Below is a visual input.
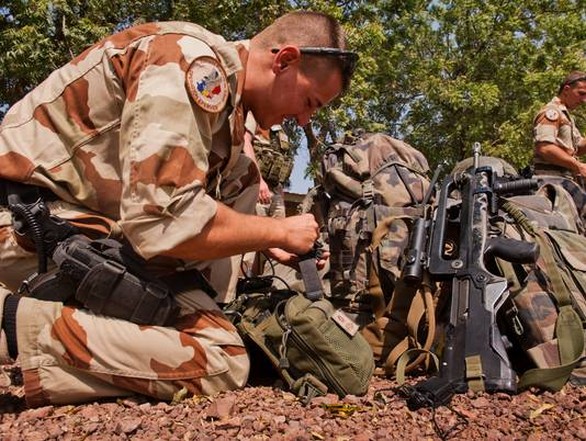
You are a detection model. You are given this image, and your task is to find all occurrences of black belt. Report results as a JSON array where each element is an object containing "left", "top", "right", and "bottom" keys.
[{"left": 532, "top": 163, "right": 574, "bottom": 179}]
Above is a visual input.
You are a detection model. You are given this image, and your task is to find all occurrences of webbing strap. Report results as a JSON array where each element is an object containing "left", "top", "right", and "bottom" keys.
[
  {"left": 495, "top": 258, "right": 523, "bottom": 296},
  {"left": 371, "top": 158, "right": 428, "bottom": 181},
  {"left": 531, "top": 230, "right": 583, "bottom": 377},
  {"left": 369, "top": 214, "right": 438, "bottom": 377},
  {"left": 394, "top": 166, "right": 421, "bottom": 205},
  {"left": 292, "top": 374, "right": 328, "bottom": 405},
  {"left": 534, "top": 231, "right": 572, "bottom": 307},
  {"left": 395, "top": 348, "right": 440, "bottom": 385},
  {"left": 299, "top": 257, "right": 324, "bottom": 301},
  {"left": 383, "top": 277, "right": 438, "bottom": 376},
  {"left": 465, "top": 355, "right": 486, "bottom": 392},
  {"left": 517, "top": 333, "right": 585, "bottom": 391}
]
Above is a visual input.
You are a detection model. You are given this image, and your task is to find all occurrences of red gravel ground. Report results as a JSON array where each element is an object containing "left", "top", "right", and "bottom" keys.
[{"left": 1, "top": 363, "right": 585, "bottom": 441}]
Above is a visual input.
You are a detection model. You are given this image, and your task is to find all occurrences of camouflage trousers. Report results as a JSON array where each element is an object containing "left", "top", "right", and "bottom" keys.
[{"left": 0, "top": 160, "right": 259, "bottom": 407}]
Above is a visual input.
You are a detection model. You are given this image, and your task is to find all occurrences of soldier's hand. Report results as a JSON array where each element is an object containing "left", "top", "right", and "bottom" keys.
[
  {"left": 575, "top": 161, "right": 586, "bottom": 178},
  {"left": 280, "top": 213, "right": 320, "bottom": 255},
  {"left": 265, "top": 246, "right": 330, "bottom": 271},
  {"left": 314, "top": 249, "right": 330, "bottom": 271},
  {"left": 258, "top": 178, "right": 272, "bottom": 204},
  {"left": 265, "top": 247, "right": 297, "bottom": 267}
]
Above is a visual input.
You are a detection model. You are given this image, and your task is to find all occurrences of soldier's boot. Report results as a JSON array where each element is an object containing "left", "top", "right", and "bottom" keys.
[{"left": 0, "top": 286, "right": 19, "bottom": 365}]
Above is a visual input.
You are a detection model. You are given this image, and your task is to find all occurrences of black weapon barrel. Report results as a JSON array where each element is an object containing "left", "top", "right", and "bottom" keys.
[
  {"left": 494, "top": 178, "right": 539, "bottom": 195},
  {"left": 401, "top": 217, "right": 427, "bottom": 284}
]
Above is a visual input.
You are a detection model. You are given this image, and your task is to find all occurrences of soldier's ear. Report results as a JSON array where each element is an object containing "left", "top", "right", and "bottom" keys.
[{"left": 272, "top": 46, "right": 301, "bottom": 74}]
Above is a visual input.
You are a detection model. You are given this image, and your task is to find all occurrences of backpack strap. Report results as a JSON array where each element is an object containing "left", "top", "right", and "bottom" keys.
[
  {"left": 292, "top": 374, "right": 329, "bottom": 405},
  {"left": 384, "top": 276, "right": 438, "bottom": 376},
  {"left": 371, "top": 159, "right": 428, "bottom": 180},
  {"left": 395, "top": 347, "right": 440, "bottom": 386},
  {"left": 298, "top": 247, "right": 325, "bottom": 301},
  {"left": 394, "top": 165, "right": 421, "bottom": 205},
  {"left": 368, "top": 214, "right": 439, "bottom": 377}
]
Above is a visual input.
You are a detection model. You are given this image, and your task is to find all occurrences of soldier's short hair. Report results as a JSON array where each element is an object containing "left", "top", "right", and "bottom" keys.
[
  {"left": 559, "top": 70, "right": 586, "bottom": 94},
  {"left": 253, "top": 11, "right": 356, "bottom": 92}
]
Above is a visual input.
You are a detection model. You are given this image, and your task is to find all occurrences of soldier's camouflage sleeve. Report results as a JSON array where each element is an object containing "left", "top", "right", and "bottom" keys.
[
  {"left": 115, "top": 32, "right": 226, "bottom": 259},
  {"left": 0, "top": 22, "right": 245, "bottom": 259},
  {"left": 533, "top": 112, "right": 558, "bottom": 145},
  {"left": 532, "top": 99, "right": 575, "bottom": 155}
]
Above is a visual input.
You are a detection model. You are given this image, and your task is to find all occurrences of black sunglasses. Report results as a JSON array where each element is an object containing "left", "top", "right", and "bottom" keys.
[
  {"left": 271, "top": 47, "right": 359, "bottom": 77},
  {"left": 565, "top": 76, "right": 586, "bottom": 87}
]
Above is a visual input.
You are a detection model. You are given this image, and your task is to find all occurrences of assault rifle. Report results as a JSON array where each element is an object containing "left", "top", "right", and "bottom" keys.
[{"left": 401, "top": 143, "right": 540, "bottom": 410}]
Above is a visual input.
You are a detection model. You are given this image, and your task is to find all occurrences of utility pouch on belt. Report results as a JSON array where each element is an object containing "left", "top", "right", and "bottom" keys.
[
  {"left": 3, "top": 178, "right": 189, "bottom": 326},
  {"left": 26, "top": 235, "right": 180, "bottom": 326}
]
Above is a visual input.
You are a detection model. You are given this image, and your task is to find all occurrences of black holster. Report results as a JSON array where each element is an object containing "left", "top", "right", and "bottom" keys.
[
  {"left": 2, "top": 179, "right": 214, "bottom": 326},
  {"left": 24, "top": 235, "right": 182, "bottom": 325}
]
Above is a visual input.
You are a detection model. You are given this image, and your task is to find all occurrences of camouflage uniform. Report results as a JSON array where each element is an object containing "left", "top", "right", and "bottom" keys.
[
  {"left": 0, "top": 22, "right": 257, "bottom": 406},
  {"left": 532, "top": 96, "right": 586, "bottom": 225},
  {"left": 533, "top": 96, "right": 584, "bottom": 176}
]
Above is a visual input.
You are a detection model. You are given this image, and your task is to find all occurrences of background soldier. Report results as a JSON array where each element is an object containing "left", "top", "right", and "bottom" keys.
[
  {"left": 532, "top": 70, "right": 586, "bottom": 223},
  {"left": 240, "top": 113, "right": 294, "bottom": 276},
  {"left": 243, "top": 113, "right": 293, "bottom": 217}
]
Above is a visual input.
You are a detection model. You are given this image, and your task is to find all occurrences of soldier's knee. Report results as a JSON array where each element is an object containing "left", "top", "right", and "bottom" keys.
[
  {"left": 196, "top": 344, "right": 250, "bottom": 395},
  {"left": 224, "top": 348, "right": 251, "bottom": 389}
]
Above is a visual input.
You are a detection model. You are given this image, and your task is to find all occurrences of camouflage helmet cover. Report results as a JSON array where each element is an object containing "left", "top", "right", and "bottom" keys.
[{"left": 451, "top": 156, "right": 518, "bottom": 179}]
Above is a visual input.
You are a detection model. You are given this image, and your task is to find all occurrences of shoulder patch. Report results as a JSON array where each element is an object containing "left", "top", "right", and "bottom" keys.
[
  {"left": 545, "top": 109, "right": 559, "bottom": 122},
  {"left": 186, "top": 56, "right": 229, "bottom": 113}
]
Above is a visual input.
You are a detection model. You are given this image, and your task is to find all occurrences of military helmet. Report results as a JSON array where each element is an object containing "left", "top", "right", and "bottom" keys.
[{"left": 451, "top": 156, "right": 518, "bottom": 179}]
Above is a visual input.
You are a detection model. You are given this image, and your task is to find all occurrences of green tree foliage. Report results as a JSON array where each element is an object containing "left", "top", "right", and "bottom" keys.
[
  {"left": 1, "top": 0, "right": 165, "bottom": 112},
  {"left": 1, "top": 1, "right": 585, "bottom": 177},
  {"left": 372, "top": 0, "right": 586, "bottom": 170}
]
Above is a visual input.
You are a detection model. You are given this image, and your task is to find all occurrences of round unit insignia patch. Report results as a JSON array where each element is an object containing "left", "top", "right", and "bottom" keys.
[
  {"left": 186, "top": 56, "right": 228, "bottom": 113},
  {"left": 545, "top": 109, "right": 559, "bottom": 121}
]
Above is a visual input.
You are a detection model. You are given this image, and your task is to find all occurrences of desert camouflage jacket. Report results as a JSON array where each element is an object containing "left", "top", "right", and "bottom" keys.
[
  {"left": 533, "top": 96, "right": 584, "bottom": 163},
  {"left": 0, "top": 22, "right": 250, "bottom": 259}
]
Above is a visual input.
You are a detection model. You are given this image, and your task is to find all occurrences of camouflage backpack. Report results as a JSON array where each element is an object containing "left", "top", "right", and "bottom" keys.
[
  {"left": 320, "top": 133, "right": 431, "bottom": 303},
  {"left": 302, "top": 132, "right": 436, "bottom": 373},
  {"left": 496, "top": 181, "right": 586, "bottom": 390},
  {"left": 425, "top": 157, "right": 586, "bottom": 392}
]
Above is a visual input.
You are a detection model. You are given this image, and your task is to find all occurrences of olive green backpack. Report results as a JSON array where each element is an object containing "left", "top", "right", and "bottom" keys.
[{"left": 224, "top": 288, "right": 375, "bottom": 404}]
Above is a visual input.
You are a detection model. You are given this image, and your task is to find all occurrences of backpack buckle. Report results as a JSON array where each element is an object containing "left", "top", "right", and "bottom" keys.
[
  {"left": 362, "top": 179, "right": 374, "bottom": 200},
  {"left": 293, "top": 374, "right": 328, "bottom": 405}
]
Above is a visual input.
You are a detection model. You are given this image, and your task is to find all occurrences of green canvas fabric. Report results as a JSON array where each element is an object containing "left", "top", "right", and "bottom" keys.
[{"left": 226, "top": 291, "right": 375, "bottom": 403}]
